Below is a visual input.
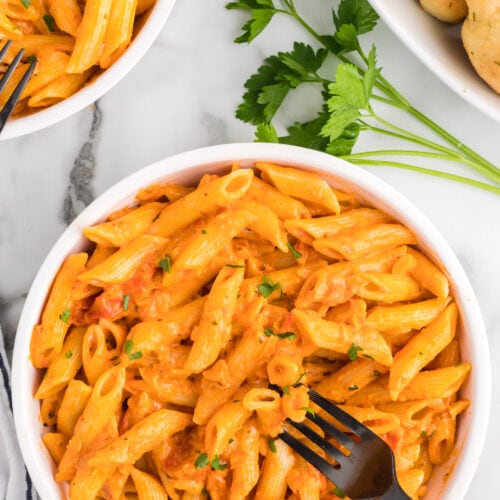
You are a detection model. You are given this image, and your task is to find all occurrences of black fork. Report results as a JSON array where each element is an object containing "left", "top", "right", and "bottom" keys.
[
  {"left": 279, "top": 388, "right": 411, "bottom": 499},
  {"left": 0, "top": 40, "right": 37, "bottom": 134}
]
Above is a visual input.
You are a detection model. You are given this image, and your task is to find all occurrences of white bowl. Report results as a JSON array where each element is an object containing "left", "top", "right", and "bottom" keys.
[
  {"left": 1, "top": 0, "right": 176, "bottom": 141},
  {"left": 370, "top": 0, "right": 500, "bottom": 123},
  {"left": 12, "top": 143, "right": 491, "bottom": 499}
]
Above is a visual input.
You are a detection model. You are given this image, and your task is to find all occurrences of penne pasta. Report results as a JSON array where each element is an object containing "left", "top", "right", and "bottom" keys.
[{"left": 30, "top": 164, "right": 470, "bottom": 500}]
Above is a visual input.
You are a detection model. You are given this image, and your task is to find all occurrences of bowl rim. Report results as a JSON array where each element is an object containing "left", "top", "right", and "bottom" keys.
[
  {"left": 370, "top": 0, "right": 500, "bottom": 124},
  {"left": 0, "top": 0, "right": 177, "bottom": 141},
  {"left": 12, "top": 142, "right": 491, "bottom": 499}
]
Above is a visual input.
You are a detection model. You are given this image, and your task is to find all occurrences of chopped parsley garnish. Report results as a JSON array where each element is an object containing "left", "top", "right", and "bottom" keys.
[
  {"left": 59, "top": 308, "right": 71, "bottom": 323},
  {"left": 65, "top": 350, "right": 72, "bottom": 359},
  {"left": 373, "top": 369, "right": 381, "bottom": 377},
  {"left": 201, "top": 229, "right": 207, "bottom": 234},
  {"left": 201, "top": 488, "right": 208, "bottom": 496},
  {"left": 347, "top": 343, "right": 363, "bottom": 361},
  {"left": 263, "top": 327, "right": 296, "bottom": 341},
  {"left": 195, "top": 452, "right": 209, "bottom": 469},
  {"left": 26, "top": 55, "right": 37, "bottom": 64},
  {"left": 287, "top": 242, "right": 302, "bottom": 259},
  {"left": 20, "top": 0, "right": 31, "bottom": 8},
  {"left": 282, "top": 385, "right": 290, "bottom": 395},
  {"left": 159, "top": 253, "right": 171, "bottom": 272},
  {"left": 301, "top": 406, "right": 315, "bottom": 417},
  {"left": 129, "top": 351, "right": 143, "bottom": 360},
  {"left": 43, "top": 14, "right": 56, "bottom": 31},
  {"left": 210, "top": 455, "right": 228, "bottom": 471},
  {"left": 333, "top": 486, "right": 346, "bottom": 498},
  {"left": 257, "top": 275, "right": 283, "bottom": 298},
  {"left": 362, "top": 353, "right": 375, "bottom": 361},
  {"left": 123, "top": 340, "right": 142, "bottom": 360},
  {"left": 124, "top": 340, "right": 133, "bottom": 355},
  {"left": 348, "top": 385, "right": 358, "bottom": 391},
  {"left": 268, "top": 437, "right": 277, "bottom": 452},
  {"left": 225, "top": 263, "right": 244, "bottom": 268},
  {"left": 276, "top": 331, "right": 297, "bottom": 341},
  {"left": 122, "top": 294, "right": 130, "bottom": 311}
]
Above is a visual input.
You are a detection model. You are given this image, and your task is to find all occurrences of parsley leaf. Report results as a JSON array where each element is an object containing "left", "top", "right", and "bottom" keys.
[
  {"left": 301, "top": 406, "right": 315, "bottom": 417},
  {"left": 333, "top": 485, "right": 346, "bottom": 498},
  {"left": 333, "top": 0, "right": 379, "bottom": 37},
  {"left": 124, "top": 340, "right": 133, "bottom": 355},
  {"left": 347, "top": 343, "right": 363, "bottom": 361},
  {"left": 195, "top": 452, "right": 209, "bottom": 469},
  {"left": 237, "top": 42, "right": 328, "bottom": 124},
  {"left": 210, "top": 455, "right": 228, "bottom": 471},
  {"left": 276, "top": 331, "right": 297, "bottom": 341},
  {"left": 159, "top": 254, "right": 171, "bottom": 272},
  {"left": 287, "top": 242, "right": 302, "bottom": 259},
  {"left": 43, "top": 14, "right": 56, "bottom": 31},
  {"left": 268, "top": 437, "right": 277, "bottom": 452},
  {"left": 257, "top": 275, "right": 283, "bottom": 298},
  {"left": 129, "top": 351, "right": 143, "bottom": 360},
  {"left": 20, "top": 0, "right": 31, "bottom": 8},
  {"left": 348, "top": 384, "right": 358, "bottom": 391},
  {"left": 122, "top": 294, "right": 130, "bottom": 311},
  {"left": 226, "top": 0, "right": 276, "bottom": 43},
  {"left": 282, "top": 385, "right": 290, "bottom": 395},
  {"left": 65, "top": 350, "right": 72, "bottom": 359},
  {"left": 59, "top": 308, "right": 71, "bottom": 323}
]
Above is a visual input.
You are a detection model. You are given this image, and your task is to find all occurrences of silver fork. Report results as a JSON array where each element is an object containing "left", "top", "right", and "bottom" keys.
[
  {"left": 0, "top": 40, "right": 37, "bottom": 134},
  {"left": 279, "top": 388, "right": 411, "bottom": 499}
]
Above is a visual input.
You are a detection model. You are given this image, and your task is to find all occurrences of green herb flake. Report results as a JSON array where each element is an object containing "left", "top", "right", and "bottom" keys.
[
  {"left": 210, "top": 455, "right": 228, "bottom": 471},
  {"left": 362, "top": 353, "right": 375, "bottom": 361},
  {"left": 59, "top": 308, "right": 71, "bottom": 323},
  {"left": 228, "top": 438, "right": 234, "bottom": 444},
  {"left": 347, "top": 343, "right": 363, "bottom": 361},
  {"left": 225, "top": 263, "right": 244, "bottom": 268},
  {"left": 268, "top": 437, "right": 277, "bottom": 453},
  {"left": 333, "top": 486, "right": 346, "bottom": 498},
  {"left": 373, "top": 369, "right": 381, "bottom": 377},
  {"left": 65, "top": 350, "right": 72, "bottom": 359},
  {"left": 276, "top": 331, "right": 297, "bottom": 341},
  {"left": 124, "top": 340, "right": 134, "bottom": 355},
  {"left": 201, "top": 229, "right": 207, "bottom": 234},
  {"left": 129, "top": 351, "right": 143, "bottom": 361},
  {"left": 26, "top": 55, "right": 37, "bottom": 64},
  {"left": 43, "top": 14, "right": 56, "bottom": 31},
  {"left": 159, "top": 253, "right": 171, "bottom": 273},
  {"left": 20, "top": 0, "right": 31, "bottom": 8},
  {"left": 287, "top": 242, "right": 302, "bottom": 259},
  {"left": 201, "top": 488, "right": 208, "bottom": 496},
  {"left": 264, "top": 327, "right": 274, "bottom": 337},
  {"left": 282, "top": 385, "right": 290, "bottom": 395},
  {"left": 257, "top": 275, "right": 283, "bottom": 298},
  {"left": 122, "top": 294, "right": 131, "bottom": 311},
  {"left": 195, "top": 452, "right": 209, "bottom": 469},
  {"left": 301, "top": 406, "right": 315, "bottom": 417},
  {"left": 348, "top": 385, "right": 358, "bottom": 391}
]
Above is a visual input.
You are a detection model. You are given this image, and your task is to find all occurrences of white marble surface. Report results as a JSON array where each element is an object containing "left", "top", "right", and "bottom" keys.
[{"left": 0, "top": 0, "right": 499, "bottom": 498}]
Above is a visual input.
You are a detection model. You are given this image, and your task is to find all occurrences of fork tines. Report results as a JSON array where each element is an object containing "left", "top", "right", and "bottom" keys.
[
  {"left": 0, "top": 40, "right": 37, "bottom": 134},
  {"left": 279, "top": 388, "right": 410, "bottom": 499}
]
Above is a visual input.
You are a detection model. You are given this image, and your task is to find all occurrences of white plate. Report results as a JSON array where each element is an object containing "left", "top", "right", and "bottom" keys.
[
  {"left": 370, "top": 0, "right": 500, "bottom": 123},
  {"left": 1, "top": 0, "right": 176, "bottom": 140},
  {"left": 12, "top": 143, "right": 490, "bottom": 500}
]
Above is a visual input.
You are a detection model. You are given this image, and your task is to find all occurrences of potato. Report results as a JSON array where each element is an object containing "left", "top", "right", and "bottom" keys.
[
  {"left": 461, "top": 0, "right": 500, "bottom": 93},
  {"left": 419, "top": 0, "right": 468, "bottom": 23}
]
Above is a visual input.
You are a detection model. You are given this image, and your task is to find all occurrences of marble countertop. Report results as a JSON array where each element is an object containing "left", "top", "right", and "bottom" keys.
[{"left": 1, "top": 0, "right": 499, "bottom": 498}]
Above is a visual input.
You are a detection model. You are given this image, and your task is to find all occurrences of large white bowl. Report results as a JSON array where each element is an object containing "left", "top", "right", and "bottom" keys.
[
  {"left": 370, "top": 0, "right": 500, "bottom": 123},
  {"left": 1, "top": 0, "right": 176, "bottom": 141},
  {"left": 12, "top": 143, "right": 491, "bottom": 499}
]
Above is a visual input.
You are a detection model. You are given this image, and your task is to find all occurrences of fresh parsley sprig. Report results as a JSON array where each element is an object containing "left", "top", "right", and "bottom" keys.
[{"left": 227, "top": 0, "right": 500, "bottom": 193}]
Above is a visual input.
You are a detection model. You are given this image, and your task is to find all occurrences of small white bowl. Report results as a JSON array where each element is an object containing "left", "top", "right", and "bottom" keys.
[
  {"left": 370, "top": 0, "right": 500, "bottom": 123},
  {"left": 1, "top": 0, "right": 176, "bottom": 141},
  {"left": 12, "top": 143, "right": 491, "bottom": 499}
]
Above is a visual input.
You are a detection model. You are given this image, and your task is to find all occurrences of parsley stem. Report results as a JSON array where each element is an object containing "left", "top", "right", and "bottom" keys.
[{"left": 344, "top": 158, "right": 500, "bottom": 194}]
